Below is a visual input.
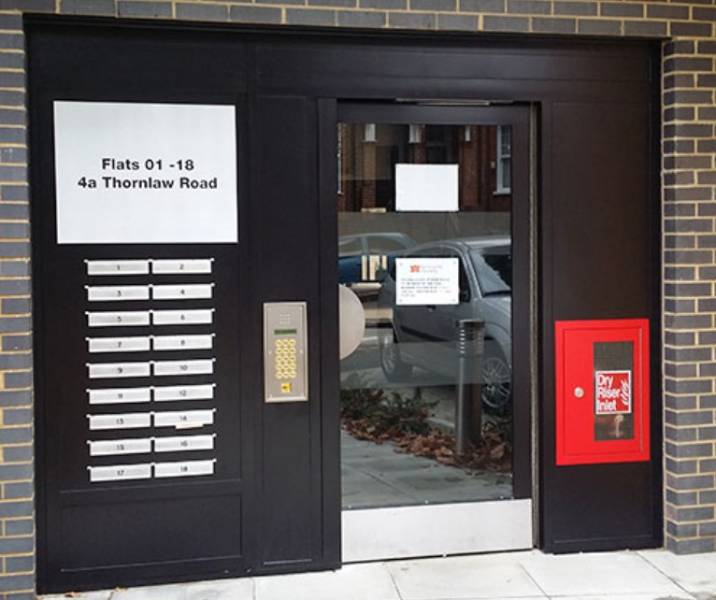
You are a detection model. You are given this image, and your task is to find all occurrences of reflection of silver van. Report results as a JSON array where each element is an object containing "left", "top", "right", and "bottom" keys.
[{"left": 378, "top": 237, "right": 512, "bottom": 412}]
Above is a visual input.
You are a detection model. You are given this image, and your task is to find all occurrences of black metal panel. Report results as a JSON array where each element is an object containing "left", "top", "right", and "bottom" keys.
[
  {"left": 254, "top": 40, "right": 652, "bottom": 102},
  {"left": 539, "top": 100, "right": 662, "bottom": 552},
  {"left": 250, "top": 95, "right": 340, "bottom": 570},
  {"left": 27, "top": 23, "right": 341, "bottom": 594}
]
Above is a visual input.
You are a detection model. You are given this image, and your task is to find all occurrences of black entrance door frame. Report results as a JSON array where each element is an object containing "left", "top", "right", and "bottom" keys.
[{"left": 27, "top": 16, "right": 661, "bottom": 594}]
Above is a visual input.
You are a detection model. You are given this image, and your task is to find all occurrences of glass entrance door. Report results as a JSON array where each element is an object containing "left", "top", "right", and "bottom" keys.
[{"left": 336, "top": 104, "right": 532, "bottom": 560}]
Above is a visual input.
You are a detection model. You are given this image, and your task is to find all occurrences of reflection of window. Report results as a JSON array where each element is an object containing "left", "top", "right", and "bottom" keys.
[
  {"left": 496, "top": 126, "right": 511, "bottom": 194},
  {"left": 470, "top": 246, "right": 511, "bottom": 295}
]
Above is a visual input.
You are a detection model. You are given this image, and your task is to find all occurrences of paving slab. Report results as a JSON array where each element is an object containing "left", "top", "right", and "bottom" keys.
[
  {"left": 255, "top": 563, "right": 399, "bottom": 600},
  {"left": 341, "top": 432, "right": 512, "bottom": 508},
  {"left": 41, "top": 549, "right": 716, "bottom": 600},
  {"left": 550, "top": 596, "right": 696, "bottom": 600},
  {"left": 179, "top": 578, "right": 255, "bottom": 600},
  {"left": 519, "top": 551, "right": 686, "bottom": 598},
  {"left": 386, "top": 552, "right": 545, "bottom": 600},
  {"left": 639, "top": 549, "right": 716, "bottom": 598},
  {"left": 111, "top": 583, "right": 187, "bottom": 600}
]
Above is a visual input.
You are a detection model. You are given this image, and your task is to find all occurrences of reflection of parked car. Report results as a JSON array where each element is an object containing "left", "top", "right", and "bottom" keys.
[
  {"left": 338, "top": 233, "right": 416, "bottom": 291},
  {"left": 378, "top": 236, "right": 512, "bottom": 413}
]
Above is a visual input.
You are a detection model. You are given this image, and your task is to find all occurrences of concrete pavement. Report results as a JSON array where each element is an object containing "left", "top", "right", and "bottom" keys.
[{"left": 42, "top": 548, "right": 716, "bottom": 600}]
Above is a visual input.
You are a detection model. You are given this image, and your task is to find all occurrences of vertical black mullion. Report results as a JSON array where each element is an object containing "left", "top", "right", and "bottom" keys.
[
  {"left": 510, "top": 105, "right": 533, "bottom": 500},
  {"left": 317, "top": 97, "right": 341, "bottom": 566}
]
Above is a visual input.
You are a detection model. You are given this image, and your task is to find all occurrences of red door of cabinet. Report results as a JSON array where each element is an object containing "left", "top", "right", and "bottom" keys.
[{"left": 555, "top": 319, "right": 650, "bottom": 466}]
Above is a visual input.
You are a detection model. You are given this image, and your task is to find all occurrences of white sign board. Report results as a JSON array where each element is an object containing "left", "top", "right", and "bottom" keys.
[
  {"left": 396, "top": 257, "right": 460, "bottom": 305},
  {"left": 53, "top": 101, "right": 238, "bottom": 244},
  {"left": 395, "top": 164, "right": 458, "bottom": 212}
]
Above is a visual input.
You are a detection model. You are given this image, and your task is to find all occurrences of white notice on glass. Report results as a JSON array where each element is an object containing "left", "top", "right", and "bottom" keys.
[
  {"left": 396, "top": 258, "right": 460, "bottom": 306},
  {"left": 53, "top": 102, "right": 238, "bottom": 244},
  {"left": 395, "top": 164, "right": 458, "bottom": 212}
]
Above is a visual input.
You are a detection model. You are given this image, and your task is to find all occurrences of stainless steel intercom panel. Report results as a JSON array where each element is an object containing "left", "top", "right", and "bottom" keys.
[{"left": 263, "top": 302, "right": 308, "bottom": 403}]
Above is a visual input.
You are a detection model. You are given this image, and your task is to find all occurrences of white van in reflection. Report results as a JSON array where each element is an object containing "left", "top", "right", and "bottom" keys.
[{"left": 378, "top": 237, "right": 512, "bottom": 413}]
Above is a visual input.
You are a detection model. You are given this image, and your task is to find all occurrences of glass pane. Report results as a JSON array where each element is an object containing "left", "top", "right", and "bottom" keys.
[
  {"left": 594, "top": 341, "right": 634, "bottom": 441},
  {"left": 501, "top": 158, "right": 511, "bottom": 192},
  {"left": 500, "top": 126, "right": 511, "bottom": 156},
  {"left": 338, "top": 122, "right": 514, "bottom": 510}
]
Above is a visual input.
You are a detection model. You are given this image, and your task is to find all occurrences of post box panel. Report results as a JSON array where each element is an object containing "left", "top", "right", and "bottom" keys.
[
  {"left": 152, "top": 283, "right": 214, "bottom": 300},
  {"left": 154, "top": 459, "right": 216, "bottom": 478},
  {"left": 86, "top": 259, "right": 150, "bottom": 276},
  {"left": 153, "top": 334, "right": 214, "bottom": 352},
  {"left": 555, "top": 319, "right": 650, "bottom": 466},
  {"left": 153, "top": 359, "right": 214, "bottom": 377},
  {"left": 88, "top": 438, "right": 152, "bottom": 456},
  {"left": 88, "top": 463, "right": 152, "bottom": 483},
  {"left": 151, "top": 258, "right": 213, "bottom": 274},
  {"left": 87, "top": 310, "right": 151, "bottom": 327},
  {"left": 86, "top": 285, "right": 151, "bottom": 302},
  {"left": 153, "top": 409, "right": 215, "bottom": 429},
  {"left": 88, "top": 387, "right": 152, "bottom": 405},
  {"left": 152, "top": 309, "right": 214, "bottom": 326},
  {"left": 87, "top": 336, "right": 152, "bottom": 353},
  {"left": 87, "top": 413, "right": 152, "bottom": 431},
  {"left": 153, "top": 384, "right": 215, "bottom": 402},
  {"left": 154, "top": 434, "right": 215, "bottom": 453},
  {"left": 87, "top": 362, "right": 151, "bottom": 379}
]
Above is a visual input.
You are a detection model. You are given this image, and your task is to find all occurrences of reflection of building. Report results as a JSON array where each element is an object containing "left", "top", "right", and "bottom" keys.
[{"left": 338, "top": 124, "right": 512, "bottom": 214}]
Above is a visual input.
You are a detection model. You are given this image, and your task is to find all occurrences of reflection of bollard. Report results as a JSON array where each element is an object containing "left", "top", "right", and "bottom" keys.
[{"left": 456, "top": 319, "right": 484, "bottom": 455}]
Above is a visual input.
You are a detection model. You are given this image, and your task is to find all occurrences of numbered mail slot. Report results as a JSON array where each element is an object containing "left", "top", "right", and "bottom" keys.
[
  {"left": 87, "top": 311, "right": 151, "bottom": 328},
  {"left": 154, "top": 434, "right": 215, "bottom": 453},
  {"left": 88, "top": 412, "right": 152, "bottom": 430},
  {"left": 152, "top": 309, "right": 214, "bottom": 326},
  {"left": 86, "top": 285, "right": 150, "bottom": 302},
  {"left": 154, "top": 459, "right": 215, "bottom": 478},
  {"left": 89, "top": 463, "right": 152, "bottom": 482},
  {"left": 153, "top": 359, "right": 214, "bottom": 377},
  {"left": 86, "top": 259, "right": 150, "bottom": 276},
  {"left": 87, "top": 336, "right": 151, "bottom": 353},
  {"left": 152, "top": 284, "right": 214, "bottom": 300},
  {"left": 88, "top": 437, "right": 152, "bottom": 456},
  {"left": 152, "top": 258, "right": 213, "bottom": 275},
  {"left": 153, "top": 409, "right": 215, "bottom": 429},
  {"left": 153, "top": 334, "right": 214, "bottom": 352},
  {"left": 87, "top": 362, "right": 151, "bottom": 379},
  {"left": 153, "top": 384, "right": 215, "bottom": 402},
  {"left": 88, "top": 386, "right": 151, "bottom": 405}
]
